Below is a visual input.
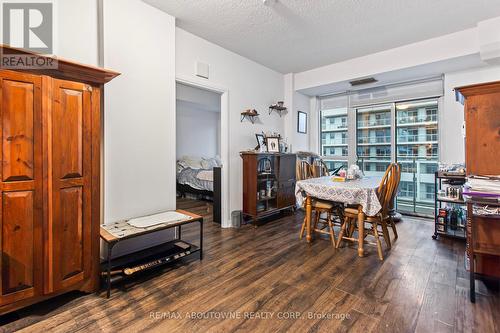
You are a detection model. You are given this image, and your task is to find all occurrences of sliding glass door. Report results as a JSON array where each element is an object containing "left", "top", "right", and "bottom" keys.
[
  {"left": 356, "top": 105, "right": 392, "bottom": 177},
  {"left": 395, "top": 99, "right": 439, "bottom": 215},
  {"left": 353, "top": 100, "right": 438, "bottom": 216},
  {"left": 319, "top": 79, "right": 442, "bottom": 217}
]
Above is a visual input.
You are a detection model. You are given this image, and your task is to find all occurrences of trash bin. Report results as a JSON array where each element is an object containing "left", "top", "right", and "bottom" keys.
[{"left": 231, "top": 210, "right": 242, "bottom": 228}]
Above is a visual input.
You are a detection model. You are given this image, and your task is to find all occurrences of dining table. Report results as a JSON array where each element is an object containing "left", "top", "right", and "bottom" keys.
[{"left": 295, "top": 176, "right": 382, "bottom": 257}]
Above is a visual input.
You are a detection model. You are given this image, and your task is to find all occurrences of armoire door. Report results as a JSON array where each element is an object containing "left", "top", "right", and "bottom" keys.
[
  {"left": 46, "top": 78, "right": 92, "bottom": 293},
  {"left": 0, "top": 71, "right": 43, "bottom": 306}
]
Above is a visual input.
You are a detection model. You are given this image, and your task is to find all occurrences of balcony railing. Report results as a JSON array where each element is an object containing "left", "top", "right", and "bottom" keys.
[
  {"left": 322, "top": 138, "right": 348, "bottom": 145},
  {"left": 355, "top": 157, "right": 437, "bottom": 216},
  {"left": 397, "top": 114, "right": 437, "bottom": 124},
  {"left": 398, "top": 153, "right": 438, "bottom": 159},
  {"left": 357, "top": 135, "right": 391, "bottom": 144},
  {"left": 397, "top": 133, "right": 438, "bottom": 143},
  {"left": 357, "top": 119, "right": 391, "bottom": 127},
  {"left": 357, "top": 153, "right": 391, "bottom": 159},
  {"left": 396, "top": 158, "right": 438, "bottom": 216},
  {"left": 322, "top": 123, "right": 348, "bottom": 131}
]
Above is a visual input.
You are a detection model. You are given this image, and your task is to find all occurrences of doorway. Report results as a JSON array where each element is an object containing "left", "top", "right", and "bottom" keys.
[{"left": 175, "top": 78, "right": 229, "bottom": 227}]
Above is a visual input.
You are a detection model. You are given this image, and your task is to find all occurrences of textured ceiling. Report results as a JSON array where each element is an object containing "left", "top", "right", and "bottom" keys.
[{"left": 144, "top": 0, "right": 500, "bottom": 73}]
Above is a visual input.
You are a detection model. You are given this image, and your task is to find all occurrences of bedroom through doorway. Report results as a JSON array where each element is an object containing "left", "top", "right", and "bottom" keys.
[{"left": 176, "top": 82, "right": 222, "bottom": 224}]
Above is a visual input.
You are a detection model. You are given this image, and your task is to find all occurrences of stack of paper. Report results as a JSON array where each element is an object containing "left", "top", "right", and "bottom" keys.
[{"left": 465, "top": 175, "right": 500, "bottom": 197}]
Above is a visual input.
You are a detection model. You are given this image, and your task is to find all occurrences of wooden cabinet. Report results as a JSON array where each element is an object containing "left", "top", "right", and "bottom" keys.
[
  {"left": 0, "top": 45, "right": 119, "bottom": 314},
  {"left": 241, "top": 152, "right": 296, "bottom": 225},
  {"left": 0, "top": 71, "right": 43, "bottom": 306},
  {"left": 456, "top": 81, "right": 500, "bottom": 279},
  {"left": 47, "top": 79, "right": 94, "bottom": 293}
]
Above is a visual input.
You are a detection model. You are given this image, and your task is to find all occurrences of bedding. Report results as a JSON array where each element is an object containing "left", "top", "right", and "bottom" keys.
[
  {"left": 177, "top": 167, "right": 214, "bottom": 191},
  {"left": 196, "top": 170, "right": 214, "bottom": 182},
  {"left": 176, "top": 156, "right": 221, "bottom": 192},
  {"left": 177, "top": 156, "right": 204, "bottom": 170}
]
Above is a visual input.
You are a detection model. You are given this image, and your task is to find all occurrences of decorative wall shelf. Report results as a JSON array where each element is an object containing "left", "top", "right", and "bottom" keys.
[
  {"left": 241, "top": 110, "right": 259, "bottom": 124},
  {"left": 269, "top": 104, "right": 287, "bottom": 117}
]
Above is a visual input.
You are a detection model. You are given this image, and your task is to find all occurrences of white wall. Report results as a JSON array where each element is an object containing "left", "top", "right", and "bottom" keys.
[
  {"left": 104, "top": 0, "right": 176, "bottom": 221},
  {"left": 103, "top": 0, "right": 176, "bottom": 256},
  {"left": 176, "top": 28, "right": 284, "bottom": 220},
  {"left": 283, "top": 74, "right": 311, "bottom": 153},
  {"left": 293, "top": 91, "right": 311, "bottom": 152},
  {"left": 176, "top": 101, "right": 220, "bottom": 159},
  {"left": 57, "top": 0, "right": 99, "bottom": 65},
  {"left": 441, "top": 65, "right": 500, "bottom": 164}
]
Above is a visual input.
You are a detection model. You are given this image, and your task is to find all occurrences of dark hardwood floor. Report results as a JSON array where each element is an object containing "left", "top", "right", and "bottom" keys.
[{"left": 1, "top": 198, "right": 499, "bottom": 333}]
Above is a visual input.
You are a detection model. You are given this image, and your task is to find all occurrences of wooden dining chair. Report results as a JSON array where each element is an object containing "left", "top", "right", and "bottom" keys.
[
  {"left": 296, "top": 159, "right": 313, "bottom": 181},
  {"left": 387, "top": 163, "right": 401, "bottom": 240},
  {"left": 298, "top": 161, "right": 337, "bottom": 247},
  {"left": 336, "top": 163, "right": 400, "bottom": 260},
  {"left": 311, "top": 159, "right": 331, "bottom": 178}
]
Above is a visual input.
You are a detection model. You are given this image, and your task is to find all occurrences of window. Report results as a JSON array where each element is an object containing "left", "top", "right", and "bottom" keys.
[
  {"left": 356, "top": 105, "right": 392, "bottom": 177},
  {"left": 319, "top": 79, "right": 442, "bottom": 217},
  {"left": 396, "top": 99, "right": 439, "bottom": 215},
  {"left": 320, "top": 106, "right": 348, "bottom": 168}
]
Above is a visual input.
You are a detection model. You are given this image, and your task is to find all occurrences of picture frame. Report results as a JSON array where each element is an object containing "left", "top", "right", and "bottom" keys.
[
  {"left": 297, "top": 111, "right": 307, "bottom": 134},
  {"left": 266, "top": 136, "right": 280, "bottom": 153},
  {"left": 255, "top": 133, "right": 266, "bottom": 151}
]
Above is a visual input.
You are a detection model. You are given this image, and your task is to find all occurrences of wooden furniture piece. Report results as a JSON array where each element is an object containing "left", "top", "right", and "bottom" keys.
[
  {"left": 311, "top": 160, "right": 330, "bottom": 178},
  {"left": 100, "top": 210, "right": 203, "bottom": 298},
  {"left": 297, "top": 176, "right": 382, "bottom": 258},
  {"left": 465, "top": 198, "right": 500, "bottom": 302},
  {"left": 241, "top": 152, "right": 296, "bottom": 225},
  {"left": 296, "top": 159, "right": 313, "bottom": 181},
  {"left": 337, "top": 164, "right": 401, "bottom": 260},
  {"left": 297, "top": 161, "right": 337, "bottom": 248},
  {"left": 240, "top": 110, "right": 259, "bottom": 123},
  {"left": 0, "top": 45, "right": 119, "bottom": 314},
  {"left": 456, "top": 82, "right": 500, "bottom": 280}
]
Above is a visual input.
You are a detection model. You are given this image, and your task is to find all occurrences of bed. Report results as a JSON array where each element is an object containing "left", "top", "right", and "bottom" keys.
[{"left": 176, "top": 156, "right": 221, "bottom": 200}]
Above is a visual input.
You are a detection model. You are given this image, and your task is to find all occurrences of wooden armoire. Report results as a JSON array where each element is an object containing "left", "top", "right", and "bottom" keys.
[
  {"left": 0, "top": 45, "right": 119, "bottom": 314},
  {"left": 455, "top": 81, "right": 500, "bottom": 279}
]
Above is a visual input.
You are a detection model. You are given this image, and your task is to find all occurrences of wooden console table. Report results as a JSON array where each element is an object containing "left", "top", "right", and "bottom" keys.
[{"left": 100, "top": 210, "right": 203, "bottom": 298}]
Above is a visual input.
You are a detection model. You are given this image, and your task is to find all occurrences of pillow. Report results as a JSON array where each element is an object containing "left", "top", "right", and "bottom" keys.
[
  {"left": 201, "top": 157, "right": 220, "bottom": 170},
  {"left": 178, "top": 156, "right": 203, "bottom": 169}
]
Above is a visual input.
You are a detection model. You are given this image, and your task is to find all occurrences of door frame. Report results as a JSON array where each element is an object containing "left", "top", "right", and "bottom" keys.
[{"left": 175, "top": 75, "right": 231, "bottom": 228}]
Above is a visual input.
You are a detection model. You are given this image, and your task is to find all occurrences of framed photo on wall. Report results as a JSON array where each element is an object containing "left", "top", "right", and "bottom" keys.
[{"left": 297, "top": 111, "right": 307, "bottom": 134}]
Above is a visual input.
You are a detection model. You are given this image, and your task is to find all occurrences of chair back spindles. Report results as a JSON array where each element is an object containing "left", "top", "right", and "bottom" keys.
[
  {"left": 297, "top": 160, "right": 313, "bottom": 181},
  {"left": 320, "top": 160, "right": 330, "bottom": 177},
  {"left": 389, "top": 163, "right": 401, "bottom": 206},
  {"left": 377, "top": 163, "right": 400, "bottom": 217}
]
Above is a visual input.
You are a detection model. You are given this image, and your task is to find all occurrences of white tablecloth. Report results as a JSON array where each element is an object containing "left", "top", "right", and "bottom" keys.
[{"left": 295, "top": 176, "right": 382, "bottom": 216}]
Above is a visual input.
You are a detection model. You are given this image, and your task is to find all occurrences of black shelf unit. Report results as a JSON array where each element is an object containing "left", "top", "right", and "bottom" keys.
[
  {"left": 100, "top": 212, "right": 203, "bottom": 298},
  {"left": 433, "top": 172, "right": 467, "bottom": 240},
  {"left": 101, "top": 241, "right": 200, "bottom": 285}
]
